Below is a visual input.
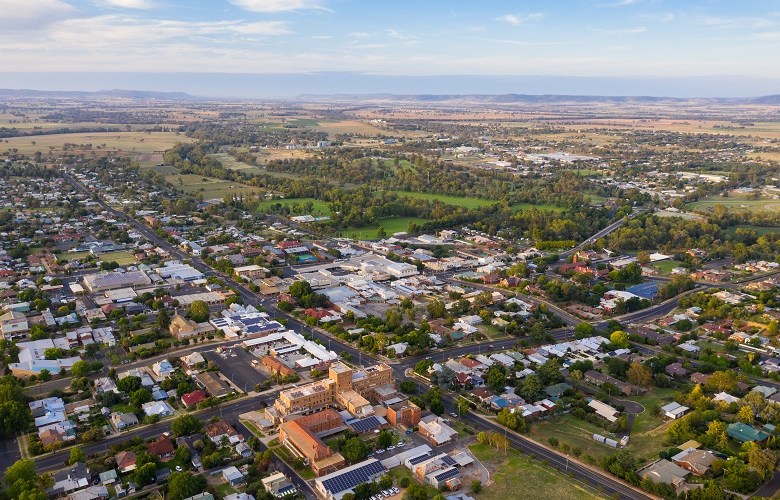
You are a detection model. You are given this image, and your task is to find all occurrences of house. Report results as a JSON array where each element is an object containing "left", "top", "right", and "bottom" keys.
[
  {"left": 205, "top": 419, "right": 243, "bottom": 445},
  {"left": 98, "top": 469, "right": 118, "bottom": 485},
  {"left": 235, "top": 442, "right": 252, "bottom": 458},
  {"left": 588, "top": 399, "right": 619, "bottom": 423},
  {"left": 151, "top": 360, "right": 175, "bottom": 379},
  {"left": 661, "top": 402, "right": 690, "bottom": 420},
  {"left": 141, "top": 401, "right": 175, "bottom": 417},
  {"left": 637, "top": 459, "right": 689, "bottom": 493},
  {"left": 181, "top": 389, "right": 208, "bottom": 408},
  {"left": 194, "top": 371, "right": 233, "bottom": 398},
  {"left": 665, "top": 363, "right": 689, "bottom": 378},
  {"left": 727, "top": 422, "right": 770, "bottom": 443},
  {"left": 262, "top": 472, "right": 295, "bottom": 497},
  {"left": 49, "top": 463, "right": 91, "bottom": 496},
  {"left": 418, "top": 415, "right": 458, "bottom": 446},
  {"left": 222, "top": 466, "right": 245, "bottom": 486},
  {"left": 671, "top": 448, "right": 718, "bottom": 476},
  {"left": 146, "top": 435, "right": 175, "bottom": 460},
  {"left": 111, "top": 412, "right": 139, "bottom": 430},
  {"left": 181, "top": 352, "right": 206, "bottom": 370},
  {"left": 115, "top": 451, "right": 137, "bottom": 473}
]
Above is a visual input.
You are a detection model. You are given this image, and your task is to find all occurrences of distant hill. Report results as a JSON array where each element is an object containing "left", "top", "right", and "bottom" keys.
[
  {"left": 0, "top": 88, "right": 197, "bottom": 100},
  {"left": 297, "top": 93, "right": 780, "bottom": 105}
]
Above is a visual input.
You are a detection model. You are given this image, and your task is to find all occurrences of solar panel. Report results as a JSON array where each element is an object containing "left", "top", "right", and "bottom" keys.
[
  {"left": 441, "top": 455, "right": 457, "bottom": 467},
  {"left": 408, "top": 452, "right": 435, "bottom": 465},
  {"left": 348, "top": 416, "right": 382, "bottom": 433},
  {"left": 321, "top": 461, "right": 385, "bottom": 494},
  {"left": 433, "top": 467, "right": 460, "bottom": 482}
]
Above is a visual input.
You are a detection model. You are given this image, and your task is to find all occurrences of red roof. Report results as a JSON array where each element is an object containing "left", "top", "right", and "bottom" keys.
[
  {"left": 277, "top": 240, "right": 302, "bottom": 249},
  {"left": 181, "top": 390, "right": 207, "bottom": 407},
  {"left": 146, "top": 435, "right": 175, "bottom": 457}
]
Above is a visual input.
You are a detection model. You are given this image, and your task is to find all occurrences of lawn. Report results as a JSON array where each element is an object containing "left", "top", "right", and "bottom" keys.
[
  {"left": 207, "top": 153, "right": 263, "bottom": 174},
  {"left": 341, "top": 217, "right": 430, "bottom": 240},
  {"left": 510, "top": 202, "right": 565, "bottom": 212},
  {"left": 58, "top": 251, "right": 90, "bottom": 262},
  {"left": 623, "top": 388, "right": 680, "bottom": 462},
  {"left": 165, "top": 174, "right": 263, "bottom": 200},
  {"left": 688, "top": 195, "right": 780, "bottom": 213},
  {"left": 256, "top": 197, "right": 332, "bottom": 216},
  {"left": 469, "top": 443, "right": 607, "bottom": 500},
  {"left": 380, "top": 190, "right": 498, "bottom": 209}
]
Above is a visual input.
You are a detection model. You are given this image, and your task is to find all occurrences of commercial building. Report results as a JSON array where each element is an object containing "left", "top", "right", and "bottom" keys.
[
  {"left": 314, "top": 459, "right": 386, "bottom": 500},
  {"left": 273, "top": 361, "right": 393, "bottom": 420},
  {"left": 278, "top": 409, "right": 346, "bottom": 476},
  {"left": 386, "top": 400, "right": 422, "bottom": 429},
  {"left": 83, "top": 270, "right": 152, "bottom": 292},
  {"left": 417, "top": 415, "right": 458, "bottom": 446}
]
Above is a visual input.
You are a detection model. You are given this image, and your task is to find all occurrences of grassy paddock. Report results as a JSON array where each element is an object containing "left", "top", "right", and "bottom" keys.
[
  {"left": 469, "top": 443, "right": 607, "bottom": 500},
  {"left": 165, "top": 174, "right": 263, "bottom": 199},
  {"left": 256, "top": 198, "right": 332, "bottom": 215}
]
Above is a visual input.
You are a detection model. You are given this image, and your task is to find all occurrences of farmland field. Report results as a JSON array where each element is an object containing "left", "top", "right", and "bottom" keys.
[
  {"left": 469, "top": 443, "right": 607, "bottom": 500},
  {"left": 0, "top": 131, "right": 189, "bottom": 155},
  {"left": 688, "top": 194, "right": 780, "bottom": 213},
  {"left": 341, "top": 217, "right": 430, "bottom": 239},
  {"left": 165, "top": 174, "right": 263, "bottom": 199},
  {"left": 256, "top": 198, "right": 332, "bottom": 215}
]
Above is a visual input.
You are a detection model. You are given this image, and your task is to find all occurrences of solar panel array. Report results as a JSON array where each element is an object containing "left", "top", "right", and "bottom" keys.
[
  {"left": 432, "top": 467, "right": 460, "bottom": 483},
  {"left": 408, "top": 452, "right": 436, "bottom": 466},
  {"left": 440, "top": 455, "right": 457, "bottom": 467},
  {"left": 348, "top": 416, "right": 384, "bottom": 433},
  {"left": 321, "top": 460, "right": 385, "bottom": 494}
]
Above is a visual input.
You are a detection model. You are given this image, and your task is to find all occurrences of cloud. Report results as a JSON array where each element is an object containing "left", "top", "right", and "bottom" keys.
[
  {"left": 385, "top": 29, "right": 418, "bottom": 41},
  {"left": 496, "top": 13, "right": 544, "bottom": 26},
  {"left": 0, "top": 0, "right": 75, "bottom": 29},
  {"left": 599, "top": 0, "right": 640, "bottom": 7},
  {"left": 592, "top": 26, "right": 647, "bottom": 35},
  {"left": 639, "top": 12, "right": 674, "bottom": 23},
  {"left": 697, "top": 16, "right": 776, "bottom": 29},
  {"left": 96, "top": 0, "right": 153, "bottom": 8},
  {"left": 229, "top": 0, "right": 325, "bottom": 13}
]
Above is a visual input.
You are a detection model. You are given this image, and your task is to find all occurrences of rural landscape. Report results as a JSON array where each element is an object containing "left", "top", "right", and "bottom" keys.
[{"left": 3, "top": 1, "right": 780, "bottom": 500}]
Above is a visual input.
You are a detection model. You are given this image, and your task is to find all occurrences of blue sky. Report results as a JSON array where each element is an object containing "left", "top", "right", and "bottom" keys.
[{"left": 1, "top": 0, "right": 780, "bottom": 96}]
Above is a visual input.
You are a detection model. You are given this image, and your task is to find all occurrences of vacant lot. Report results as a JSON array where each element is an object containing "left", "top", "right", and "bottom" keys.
[
  {"left": 528, "top": 414, "right": 616, "bottom": 461},
  {"left": 469, "top": 443, "right": 607, "bottom": 500},
  {"left": 96, "top": 251, "right": 137, "bottom": 266},
  {"left": 688, "top": 194, "right": 780, "bottom": 213},
  {"left": 256, "top": 198, "right": 332, "bottom": 215},
  {"left": 1, "top": 131, "right": 189, "bottom": 155},
  {"left": 342, "top": 217, "right": 430, "bottom": 240},
  {"left": 166, "top": 174, "right": 263, "bottom": 199}
]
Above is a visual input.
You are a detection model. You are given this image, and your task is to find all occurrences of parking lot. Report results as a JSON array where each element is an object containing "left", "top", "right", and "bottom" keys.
[{"left": 203, "top": 347, "right": 268, "bottom": 393}]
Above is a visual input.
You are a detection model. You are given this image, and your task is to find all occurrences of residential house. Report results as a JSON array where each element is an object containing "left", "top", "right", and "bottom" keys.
[
  {"left": 145, "top": 435, "right": 175, "bottom": 461},
  {"left": 115, "top": 451, "right": 137, "bottom": 473}
]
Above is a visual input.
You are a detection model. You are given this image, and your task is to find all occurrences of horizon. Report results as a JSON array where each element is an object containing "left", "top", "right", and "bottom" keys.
[{"left": 2, "top": 0, "right": 780, "bottom": 98}]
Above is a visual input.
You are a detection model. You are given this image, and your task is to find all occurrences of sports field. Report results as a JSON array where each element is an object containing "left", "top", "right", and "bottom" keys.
[
  {"left": 688, "top": 194, "right": 780, "bottom": 213},
  {"left": 341, "top": 217, "right": 430, "bottom": 240},
  {"left": 256, "top": 198, "right": 332, "bottom": 215}
]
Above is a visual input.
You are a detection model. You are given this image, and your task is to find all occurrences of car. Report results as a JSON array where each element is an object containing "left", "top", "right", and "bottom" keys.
[
  {"left": 387, "top": 445, "right": 395, "bottom": 450},
  {"left": 392, "top": 487, "right": 399, "bottom": 494},
  {"left": 175, "top": 466, "right": 183, "bottom": 472},
  {"left": 376, "top": 448, "right": 385, "bottom": 454},
  {"left": 397, "top": 441, "right": 405, "bottom": 447},
  {"left": 405, "top": 429, "right": 412, "bottom": 434}
]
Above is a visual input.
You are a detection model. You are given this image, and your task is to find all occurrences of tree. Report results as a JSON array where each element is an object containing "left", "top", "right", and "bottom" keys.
[
  {"left": 69, "top": 360, "right": 91, "bottom": 378},
  {"left": 497, "top": 408, "right": 526, "bottom": 432},
  {"left": 610, "top": 330, "right": 629, "bottom": 348},
  {"left": 167, "top": 472, "right": 208, "bottom": 500},
  {"left": 626, "top": 362, "right": 653, "bottom": 388},
  {"left": 68, "top": 446, "right": 85, "bottom": 465},
  {"left": 289, "top": 280, "right": 314, "bottom": 299},
  {"left": 342, "top": 437, "right": 368, "bottom": 462},
  {"left": 4, "top": 459, "right": 46, "bottom": 500},
  {"left": 574, "top": 322, "right": 595, "bottom": 339},
  {"left": 188, "top": 300, "right": 210, "bottom": 322},
  {"left": 704, "top": 370, "right": 737, "bottom": 393},
  {"left": 426, "top": 299, "right": 446, "bottom": 319},
  {"left": 157, "top": 308, "right": 171, "bottom": 330},
  {"left": 38, "top": 369, "right": 51, "bottom": 382},
  {"left": 486, "top": 365, "right": 507, "bottom": 394},
  {"left": 0, "top": 400, "right": 33, "bottom": 437},
  {"left": 399, "top": 380, "right": 416, "bottom": 394},
  {"left": 377, "top": 430, "right": 393, "bottom": 449},
  {"left": 747, "top": 444, "right": 777, "bottom": 480},
  {"left": 171, "top": 414, "right": 203, "bottom": 437},
  {"left": 737, "top": 405, "right": 755, "bottom": 424},
  {"left": 129, "top": 388, "right": 152, "bottom": 408},
  {"left": 536, "top": 359, "right": 563, "bottom": 385},
  {"left": 133, "top": 462, "right": 157, "bottom": 487},
  {"left": 471, "top": 480, "right": 483, "bottom": 494},
  {"left": 117, "top": 375, "right": 142, "bottom": 393},
  {"left": 519, "top": 374, "right": 543, "bottom": 402}
]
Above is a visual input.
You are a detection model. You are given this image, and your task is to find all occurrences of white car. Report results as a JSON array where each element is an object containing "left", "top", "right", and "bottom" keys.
[
  {"left": 175, "top": 465, "right": 182, "bottom": 472},
  {"left": 387, "top": 445, "right": 395, "bottom": 450}
]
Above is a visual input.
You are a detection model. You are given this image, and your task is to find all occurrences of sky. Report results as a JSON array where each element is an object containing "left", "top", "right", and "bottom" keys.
[{"left": 1, "top": 0, "right": 779, "bottom": 97}]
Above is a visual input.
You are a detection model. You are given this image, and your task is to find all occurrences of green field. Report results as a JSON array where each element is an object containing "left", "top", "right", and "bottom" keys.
[
  {"left": 528, "top": 413, "right": 617, "bottom": 461},
  {"left": 207, "top": 153, "right": 263, "bottom": 174},
  {"left": 165, "top": 174, "right": 263, "bottom": 199},
  {"left": 688, "top": 194, "right": 780, "bottom": 213},
  {"left": 469, "top": 443, "right": 607, "bottom": 500},
  {"left": 256, "top": 198, "right": 332, "bottom": 216},
  {"left": 96, "top": 251, "right": 137, "bottom": 266},
  {"left": 381, "top": 190, "right": 498, "bottom": 209},
  {"left": 511, "top": 202, "right": 565, "bottom": 212},
  {"left": 652, "top": 260, "right": 682, "bottom": 274},
  {"left": 726, "top": 225, "right": 780, "bottom": 237},
  {"left": 341, "top": 217, "right": 430, "bottom": 239}
]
